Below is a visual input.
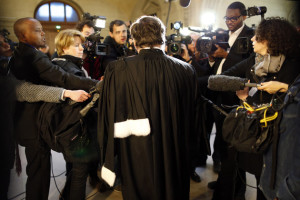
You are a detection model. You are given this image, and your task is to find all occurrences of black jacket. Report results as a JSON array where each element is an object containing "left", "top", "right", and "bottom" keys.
[
  {"left": 210, "top": 25, "right": 254, "bottom": 106},
  {"left": 9, "top": 42, "right": 97, "bottom": 143},
  {"left": 102, "top": 36, "right": 135, "bottom": 72},
  {"left": 223, "top": 52, "right": 300, "bottom": 105},
  {"left": 52, "top": 55, "right": 86, "bottom": 78}
]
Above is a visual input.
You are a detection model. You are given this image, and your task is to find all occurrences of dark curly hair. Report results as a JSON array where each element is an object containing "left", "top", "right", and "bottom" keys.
[
  {"left": 130, "top": 16, "right": 165, "bottom": 48},
  {"left": 76, "top": 20, "right": 95, "bottom": 32},
  {"left": 255, "top": 17, "right": 300, "bottom": 56}
]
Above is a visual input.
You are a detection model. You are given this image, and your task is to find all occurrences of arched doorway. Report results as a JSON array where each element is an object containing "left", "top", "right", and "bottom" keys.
[{"left": 34, "top": 0, "right": 83, "bottom": 56}]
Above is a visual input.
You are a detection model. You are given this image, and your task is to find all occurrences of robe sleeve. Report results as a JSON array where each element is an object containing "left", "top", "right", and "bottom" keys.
[{"left": 98, "top": 64, "right": 117, "bottom": 187}]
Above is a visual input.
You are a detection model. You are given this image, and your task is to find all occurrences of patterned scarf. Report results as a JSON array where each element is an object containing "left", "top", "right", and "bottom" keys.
[{"left": 254, "top": 53, "right": 285, "bottom": 77}]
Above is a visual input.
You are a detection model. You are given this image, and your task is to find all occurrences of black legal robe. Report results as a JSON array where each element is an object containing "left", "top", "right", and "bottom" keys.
[{"left": 98, "top": 49, "right": 199, "bottom": 200}]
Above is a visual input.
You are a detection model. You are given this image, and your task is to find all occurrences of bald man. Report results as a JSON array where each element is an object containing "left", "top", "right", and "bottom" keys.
[{"left": 9, "top": 17, "right": 98, "bottom": 200}]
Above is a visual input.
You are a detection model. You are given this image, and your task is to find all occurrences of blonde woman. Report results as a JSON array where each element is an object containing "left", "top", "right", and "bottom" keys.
[{"left": 53, "top": 29, "right": 103, "bottom": 200}]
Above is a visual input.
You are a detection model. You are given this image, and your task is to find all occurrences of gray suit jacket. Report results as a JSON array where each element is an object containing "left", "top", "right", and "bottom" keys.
[{"left": 14, "top": 79, "right": 63, "bottom": 103}]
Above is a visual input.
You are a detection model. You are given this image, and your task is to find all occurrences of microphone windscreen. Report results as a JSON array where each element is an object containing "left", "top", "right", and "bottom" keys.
[
  {"left": 208, "top": 75, "right": 247, "bottom": 92},
  {"left": 180, "top": 0, "right": 191, "bottom": 7}
]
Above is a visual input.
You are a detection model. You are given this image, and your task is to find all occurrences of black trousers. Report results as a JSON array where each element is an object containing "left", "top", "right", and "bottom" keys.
[
  {"left": 24, "top": 139, "right": 51, "bottom": 200},
  {"left": 62, "top": 162, "right": 89, "bottom": 200},
  {"left": 212, "top": 110, "right": 247, "bottom": 200},
  {"left": 212, "top": 108, "right": 227, "bottom": 163},
  {"left": 0, "top": 168, "right": 11, "bottom": 200},
  {"left": 212, "top": 147, "right": 246, "bottom": 200}
]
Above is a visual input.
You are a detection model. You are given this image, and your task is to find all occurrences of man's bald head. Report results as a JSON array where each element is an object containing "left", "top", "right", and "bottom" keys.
[
  {"left": 14, "top": 17, "right": 34, "bottom": 39},
  {"left": 13, "top": 17, "right": 46, "bottom": 48}
]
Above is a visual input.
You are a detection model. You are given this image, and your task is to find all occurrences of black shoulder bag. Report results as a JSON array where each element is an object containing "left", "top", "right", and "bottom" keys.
[{"left": 222, "top": 100, "right": 281, "bottom": 154}]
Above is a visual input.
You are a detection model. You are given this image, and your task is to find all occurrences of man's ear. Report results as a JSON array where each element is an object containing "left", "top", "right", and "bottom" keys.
[
  {"left": 109, "top": 32, "right": 113, "bottom": 38},
  {"left": 18, "top": 32, "right": 27, "bottom": 43},
  {"left": 242, "top": 15, "right": 247, "bottom": 21}
]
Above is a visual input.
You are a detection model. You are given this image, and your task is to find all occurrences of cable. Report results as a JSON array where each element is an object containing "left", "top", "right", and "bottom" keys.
[
  {"left": 8, "top": 191, "right": 25, "bottom": 200},
  {"left": 85, "top": 191, "right": 98, "bottom": 199},
  {"left": 236, "top": 163, "right": 258, "bottom": 189},
  {"left": 8, "top": 163, "right": 65, "bottom": 200},
  {"left": 9, "top": 156, "right": 98, "bottom": 199},
  {"left": 51, "top": 170, "right": 66, "bottom": 178}
]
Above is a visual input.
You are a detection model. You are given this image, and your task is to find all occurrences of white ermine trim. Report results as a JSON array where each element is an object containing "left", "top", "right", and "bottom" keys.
[
  {"left": 101, "top": 165, "right": 116, "bottom": 187},
  {"left": 114, "top": 118, "right": 151, "bottom": 138}
]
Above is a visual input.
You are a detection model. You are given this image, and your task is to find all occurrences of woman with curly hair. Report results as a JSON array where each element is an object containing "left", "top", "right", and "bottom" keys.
[
  {"left": 232, "top": 17, "right": 300, "bottom": 101},
  {"left": 217, "top": 17, "right": 300, "bottom": 200}
]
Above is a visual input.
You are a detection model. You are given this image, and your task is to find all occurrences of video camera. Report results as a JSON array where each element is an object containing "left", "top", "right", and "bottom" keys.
[
  {"left": 166, "top": 21, "right": 192, "bottom": 55},
  {"left": 192, "top": 5, "right": 267, "bottom": 54},
  {"left": 85, "top": 34, "right": 110, "bottom": 56},
  {"left": 82, "top": 13, "right": 110, "bottom": 56},
  {"left": 194, "top": 28, "right": 229, "bottom": 54},
  {"left": 0, "top": 29, "right": 10, "bottom": 40},
  {"left": 0, "top": 28, "right": 17, "bottom": 51},
  {"left": 243, "top": 6, "right": 267, "bottom": 19},
  {"left": 235, "top": 6, "right": 267, "bottom": 54}
]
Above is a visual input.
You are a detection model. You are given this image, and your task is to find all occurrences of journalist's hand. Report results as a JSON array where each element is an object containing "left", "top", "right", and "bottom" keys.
[
  {"left": 64, "top": 90, "right": 91, "bottom": 102},
  {"left": 236, "top": 86, "right": 249, "bottom": 101},
  {"left": 257, "top": 81, "right": 288, "bottom": 94},
  {"left": 180, "top": 44, "right": 191, "bottom": 62},
  {"left": 212, "top": 44, "right": 228, "bottom": 58}
]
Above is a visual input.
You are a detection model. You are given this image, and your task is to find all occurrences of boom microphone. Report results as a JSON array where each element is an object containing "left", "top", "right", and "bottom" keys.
[
  {"left": 180, "top": 0, "right": 191, "bottom": 7},
  {"left": 208, "top": 75, "right": 261, "bottom": 92}
]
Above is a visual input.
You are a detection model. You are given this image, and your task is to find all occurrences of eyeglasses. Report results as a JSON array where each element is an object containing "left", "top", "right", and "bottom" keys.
[{"left": 223, "top": 15, "right": 242, "bottom": 22}]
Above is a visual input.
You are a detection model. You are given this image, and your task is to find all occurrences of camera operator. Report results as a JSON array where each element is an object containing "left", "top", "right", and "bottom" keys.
[
  {"left": 102, "top": 20, "right": 136, "bottom": 71},
  {"left": 170, "top": 37, "right": 212, "bottom": 184},
  {"left": 204, "top": 2, "right": 255, "bottom": 200},
  {"left": 76, "top": 20, "right": 95, "bottom": 38},
  {"left": 189, "top": 37, "right": 215, "bottom": 174},
  {"left": 75, "top": 20, "right": 106, "bottom": 81}
]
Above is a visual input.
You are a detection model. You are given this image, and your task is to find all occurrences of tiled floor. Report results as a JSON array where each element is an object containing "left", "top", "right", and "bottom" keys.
[{"left": 8, "top": 132, "right": 257, "bottom": 200}]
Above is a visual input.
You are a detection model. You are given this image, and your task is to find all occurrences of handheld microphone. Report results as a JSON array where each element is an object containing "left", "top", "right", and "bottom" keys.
[{"left": 208, "top": 75, "right": 261, "bottom": 92}]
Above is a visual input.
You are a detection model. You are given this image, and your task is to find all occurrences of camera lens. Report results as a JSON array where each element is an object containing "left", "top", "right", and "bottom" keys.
[{"left": 170, "top": 43, "right": 180, "bottom": 53}]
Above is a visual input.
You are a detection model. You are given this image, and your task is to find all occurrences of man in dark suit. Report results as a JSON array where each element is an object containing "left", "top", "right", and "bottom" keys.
[
  {"left": 206, "top": 2, "right": 254, "bottom": 199},
  {"left": 9, "top": 17, "right": 97, "bottom": 200}
]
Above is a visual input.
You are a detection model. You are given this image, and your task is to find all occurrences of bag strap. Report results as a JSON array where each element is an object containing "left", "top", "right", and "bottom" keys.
[
  {"left": 240, "top": 102, "right": 278, "bottom": 127},
  {"left": 201, "top": 95, "right": 228, "bottom": 116},
  {"left": 270, "top": 111, "right": 282, "bottom": 189},
  {"left": 260, "top": 108, "right": 278, "bottom": 127}
]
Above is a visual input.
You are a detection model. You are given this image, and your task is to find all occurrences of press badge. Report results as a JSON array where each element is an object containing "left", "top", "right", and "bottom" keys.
[{"left": 248, "top": 87, "right": 258, "bottom": 97}]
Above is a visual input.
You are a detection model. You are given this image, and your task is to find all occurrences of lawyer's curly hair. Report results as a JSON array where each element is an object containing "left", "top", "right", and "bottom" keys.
[
  {"left": 255, "top": 17, "right": 300, "bottom": 56},
  {"left": 130, "top": 16, "right": 165, "bottom": 48}
]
